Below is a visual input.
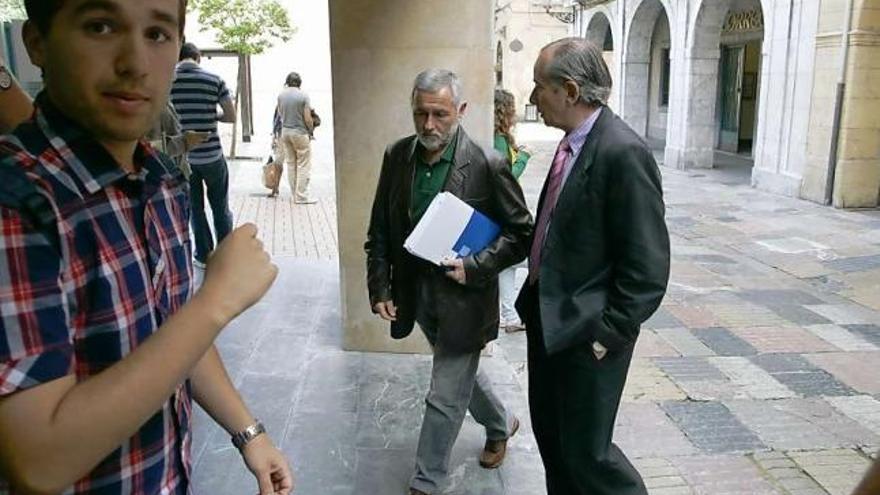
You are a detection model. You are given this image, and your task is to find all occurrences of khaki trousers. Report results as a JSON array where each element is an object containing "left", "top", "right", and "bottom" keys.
[{"left": 278, "top": 129, "right": 312, "bottom": 201}]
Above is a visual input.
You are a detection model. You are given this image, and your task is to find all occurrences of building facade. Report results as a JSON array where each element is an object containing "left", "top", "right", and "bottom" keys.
[
  {"left": 573, "top": 0, "right": 879, "bottom": 208},
  {"left": 495, "top": 0, "right": 573, "bottom": 120}
]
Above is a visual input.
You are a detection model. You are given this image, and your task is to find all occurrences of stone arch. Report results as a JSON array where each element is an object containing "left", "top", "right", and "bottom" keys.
[
  {"left": 585, "top": 11, "right": 613, "bottom": 50},
  {"left": 583, "top": 7, "right": 620, "bottom": 110},
  {"left": 622, "top": 0, "right": 673, "bottom": 139},
  {"left": 677, "top": 0, "right": 767, "bottom": 167}
]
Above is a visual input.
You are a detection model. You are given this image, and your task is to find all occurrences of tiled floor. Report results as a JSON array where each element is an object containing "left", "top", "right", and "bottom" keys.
[{"left": 191, "top": 128, "right": 880, "bottom": 494}]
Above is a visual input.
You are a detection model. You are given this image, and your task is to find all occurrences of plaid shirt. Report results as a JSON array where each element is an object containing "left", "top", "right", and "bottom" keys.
[{"left": 0, "top": 93, "right": 194, "bottom": 494}]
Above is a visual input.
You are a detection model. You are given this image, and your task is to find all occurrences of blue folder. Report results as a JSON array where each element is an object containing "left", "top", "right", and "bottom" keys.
[{"left": 451, "top": 208, "right": 501, "bottom": 257}]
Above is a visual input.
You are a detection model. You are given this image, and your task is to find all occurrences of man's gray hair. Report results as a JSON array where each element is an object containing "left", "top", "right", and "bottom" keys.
[
  {"left": 411, "top": 69, "right": 463, "bottom": 106},
  {"left": 543, "top": 37, "right": 612, "bottom": 106}
]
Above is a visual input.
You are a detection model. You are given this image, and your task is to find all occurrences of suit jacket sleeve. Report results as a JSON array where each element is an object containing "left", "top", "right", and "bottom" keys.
[
  {"left": 593, "top": 143, "right": 670, "bottom": 350},
  {"left": 365, "top": 144, "right": 395, "bottom": 308},
  {"left": 462, "top": 151, "right": 533, "bottom": 286}
]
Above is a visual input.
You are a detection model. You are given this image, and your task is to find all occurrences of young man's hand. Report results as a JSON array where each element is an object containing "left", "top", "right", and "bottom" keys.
[
  {"left": 197, "top": 223, "right": 278, "bottom": 325},
  {"left": 242, "top": 435, "right": 294, "bottom": 495}
]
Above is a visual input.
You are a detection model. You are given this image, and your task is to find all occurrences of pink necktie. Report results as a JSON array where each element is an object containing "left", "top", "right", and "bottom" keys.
[{"left": 528, "top": 138, "right": 571, "bottom": 284}]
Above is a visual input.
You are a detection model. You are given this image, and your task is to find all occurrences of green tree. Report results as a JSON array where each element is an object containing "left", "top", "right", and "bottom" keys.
[
  {"left": 0, "top": 0, "right": 25, "bottom": 23},
  {"left": 189, "top": 0, "right": 295, "bottom": 156},
  {"left": 189, "top": 0, "right": 295, "bottom": 55}
]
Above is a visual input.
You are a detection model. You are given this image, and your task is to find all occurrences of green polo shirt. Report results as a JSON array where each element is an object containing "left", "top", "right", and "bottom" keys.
[{"left": 411, "top": 134, "right": 456, "bottom": 223}]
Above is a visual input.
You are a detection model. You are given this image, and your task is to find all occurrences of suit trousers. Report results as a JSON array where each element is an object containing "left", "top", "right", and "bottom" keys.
[
  {"left": 279, "top": 128, "right": 312, "bottom": 201},
  {"left": 525, "top": 307, "right": 647, "bottom": 495},
  {"left": 410, "top": 277, "right": 512, "bottom": 494}
]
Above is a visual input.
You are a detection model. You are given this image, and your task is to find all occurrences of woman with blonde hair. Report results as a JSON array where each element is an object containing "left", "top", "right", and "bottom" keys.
[{"left": 494, "top": 88, "right": 531, "bottom": 332}]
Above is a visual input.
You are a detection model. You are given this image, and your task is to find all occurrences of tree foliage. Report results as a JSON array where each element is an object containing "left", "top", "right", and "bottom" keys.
[
  {"left": 0, "top": 0, "right": 25, "bottom": 23},
  {"left": 189, "top": 0, "right": 295, "bottom": 55}
]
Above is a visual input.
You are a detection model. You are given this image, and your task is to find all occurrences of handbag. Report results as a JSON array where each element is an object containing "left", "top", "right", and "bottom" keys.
[
  {"left": 262, "top": 153, "right": 283, "bottom": 196},
  {"left": 310, "top": 108, "right": 321, "bottom": 128}
]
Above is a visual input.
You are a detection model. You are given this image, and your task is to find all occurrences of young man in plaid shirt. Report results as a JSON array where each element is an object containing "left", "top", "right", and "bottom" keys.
[{"left": 0, "top": 1, "right": 293, "bottom": 494}]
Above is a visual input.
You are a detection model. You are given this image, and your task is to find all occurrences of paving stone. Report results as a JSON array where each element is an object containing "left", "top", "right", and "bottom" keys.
[
  {"left": 645, "top": 307, "right": 687, "bottom": 329},
  {"left": 356, "top": 354, "right": 431, "bottom": 449},
  {"left": 803, "top": 325, "right": 878, "bottom": 352},
  {"left": 671, "top": 455, "right": 779, "bottom": 494},
  {"left": 775, "top": 398, "right": 880, "bottom": 448},
  {"left": 353, "top": 447, "right": 416, "bottom": 494},
  {"left": 844, "top": 324, "right": 880, "bottom": 347},
  {"left": 635, "top": 329, "right": 682, "bottom": 358},
  {"left": 807, "top": 304, "right": 880, "bottom": 325},
  {"left": 245, "top": 331, "right": 311, "bottom": 378},
  {"left": 805, "top": 352, "right": 880, "bottom": 394},
  {"left": 805, "top": 275, "right": 852, "bottom": 294},
  {"left": 750, "top": 354, "right": 858, "bottom": 397},
  {"left": 825, "top": 395, "right": 880, "bottom": 436},
  {"left": 615, "top": 403, "right": 697, "bottom": 457},
  {"left": 725, "top": 399, "right": 847, "bottom": 450},
  {"left": 499, "top": 451, "right": 546, "bottom": 495},
  {"left": 691, "top": 327, "right": 759, "bottom": 356},
  {"left": 623, "top": 358, "right": 688, "bottom": 403},
  {"left": 703, "top": 303, "right": 789, "bottom": 328},
  {"left": 654, "top": 357, "right": 727, "bottom": 382},
  {"left": 755, "top": 237, "right": 829, "bottom": 254},
  {"left": 284, "top": 411, "right": 357, "bottom": 495},
  {"left": 655, "top": 328, "right": 717, "bottom": 357},
  {"left": 751, "top": 450, "right": 826, "bottom": 495},
  {"left": 766, "top": 304, "right": 833, "bottom": 325},
  {"left": 789, "top": 449, "right": 872, "bottom": 495},
  {"left": 298, "top": 350, "right": 363, "bottom": 414},
  {"left": 682, "top": 254, "right": 739, "bottom": 264},
  {"left": 738, "top": 289, "right": 826, "bottom": 306},
  {"left": 661, "top": 401, "right": 766, "bottom": 454},
  {"left": 665, "top": 303, "right": 721, "bottom": 328},
  {"left": 727, "top": 326, "right": 838, "bottom": 354},
  {"left": 631, "top": 457, "right": 691, "bottom": 493},
  {"left": 709, "top": 357, "right": 796, "bottom": 399},
  {"left": 822, "top": 254, "right": 880, "bottom": 273}
]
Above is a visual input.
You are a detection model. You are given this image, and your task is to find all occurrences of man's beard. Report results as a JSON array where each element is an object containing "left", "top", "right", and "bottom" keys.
[{"left": 417, "top": 123, "right": 458, "bottom": 151}]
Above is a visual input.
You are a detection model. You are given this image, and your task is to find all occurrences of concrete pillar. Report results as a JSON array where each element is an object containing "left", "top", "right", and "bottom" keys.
[
  {"left": 802, "top": 0, "right": 880, "bottom": 208},
  {"left": 833, "top": 0, "right": 880, "bottom": 207},
  {"left": 330, "top": 0, "right": 494, "bottom": 352},
  {"left": 667, "top": 0, "right": 727, "bottom": 169}
]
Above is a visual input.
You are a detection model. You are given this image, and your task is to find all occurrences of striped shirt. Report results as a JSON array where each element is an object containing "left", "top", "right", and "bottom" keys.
[
  {"left": 0, "top": 93, "right": 194, "bottom": 494},
  {"left": 170, "top": 61, "right": 230, "bottom": 166}
]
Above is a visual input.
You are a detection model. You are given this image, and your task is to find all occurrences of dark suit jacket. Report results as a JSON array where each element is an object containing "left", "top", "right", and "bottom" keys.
[
  {"left": 365, "top": 129, "right": 533, "bottom": 353},
  {"left": 516, "top": 108, "right": 670, "bottom": 355}
]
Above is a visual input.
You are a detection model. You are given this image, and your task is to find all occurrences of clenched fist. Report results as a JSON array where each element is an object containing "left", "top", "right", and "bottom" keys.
[{"left": 197, "top": 223, "right": 278, "bottom": 325}]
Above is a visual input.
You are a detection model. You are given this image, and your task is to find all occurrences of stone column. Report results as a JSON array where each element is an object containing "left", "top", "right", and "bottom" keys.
[
  {"left": 330, "top": 0, "right": 494, "bottom": 352},
  {"left": 802, "top": 0, "right": 880, "bottom": 208}
]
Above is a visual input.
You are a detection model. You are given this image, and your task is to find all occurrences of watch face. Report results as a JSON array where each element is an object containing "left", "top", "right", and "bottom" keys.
[{"left": 0, "top": 67, "right": 12, "bottom": 91}]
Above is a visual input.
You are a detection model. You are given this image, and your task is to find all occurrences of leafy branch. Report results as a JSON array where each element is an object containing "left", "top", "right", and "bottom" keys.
[
  {"left": 188, "top": 0, "right": 295, "bottom": 55},
  {"left": 0, "top": 0, "right": 25, "bottom": 23}
]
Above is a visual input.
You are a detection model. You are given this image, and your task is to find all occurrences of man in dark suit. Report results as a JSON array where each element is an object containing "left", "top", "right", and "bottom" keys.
[
  {"left": 516, "top": 38, "right": 671, "bottom": 495},
  {"left": 365, "top": 69, "right": 533, "bottom": 495}
]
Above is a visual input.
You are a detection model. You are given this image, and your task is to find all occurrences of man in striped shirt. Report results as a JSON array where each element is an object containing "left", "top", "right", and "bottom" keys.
[{"left": 171, "top": 42, "right": 236, "bottom": 267}]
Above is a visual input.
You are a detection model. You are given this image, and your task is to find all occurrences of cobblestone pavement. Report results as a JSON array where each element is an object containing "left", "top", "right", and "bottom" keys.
[{"left": 193, "top": 126, "right": 880, "bottom": 494}]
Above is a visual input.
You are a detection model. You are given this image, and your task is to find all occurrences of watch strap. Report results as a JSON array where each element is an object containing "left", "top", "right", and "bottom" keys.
[{"left": 231, "top": 420, "right": 266, "bottom": 450}]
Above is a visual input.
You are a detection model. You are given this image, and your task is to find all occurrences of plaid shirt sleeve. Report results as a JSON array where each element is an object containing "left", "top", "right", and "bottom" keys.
[{"left": 0, "top": 203, "right": 73, "bottom": 396}]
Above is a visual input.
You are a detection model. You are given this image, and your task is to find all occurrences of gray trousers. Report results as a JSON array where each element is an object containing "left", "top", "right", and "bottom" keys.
[{"left": 411, "top": 279, "right": 512, "bottom": 494}]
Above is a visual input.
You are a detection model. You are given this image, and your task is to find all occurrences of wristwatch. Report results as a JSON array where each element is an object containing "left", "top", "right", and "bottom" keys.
[
  {"left": 0, "top": 66, "right": 12, "bottom": 91},
  {"left": 231, "top": 420, "right": 266, "bottom": 450}
]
